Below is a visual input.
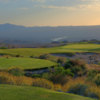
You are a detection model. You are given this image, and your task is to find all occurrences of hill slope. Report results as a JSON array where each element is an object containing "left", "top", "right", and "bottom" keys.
[{"left": 0, "top": 85, "right": 94, "bottom": 100}]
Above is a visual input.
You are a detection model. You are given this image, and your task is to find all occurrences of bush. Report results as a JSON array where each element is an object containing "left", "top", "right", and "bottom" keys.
[
  {"left": 54, "top": 66, "right": 66, "bottom": 75},
  {"left": 87, "top": 86, "right": 100, "bottom": 99},
  {"left": 64, "top": 59, "right": 85, "bottom": 68},
  {"left": 32, "top": 78, "right": 54, "bottom": 89},
  {"left": 86, "top": 92, "right": 99, "bottom": 99},
  {"left": 0, "top": 75, "right": 13, "bottom": 84},
  {"left": 8, "top": 68, "right": 24, "bottom": 76},
  {"left": 64, "top": 59, "right": 86, "bottom": 76},
  {"left": 94, "top": 74, "right": 100, "bottom": 86},
  {"left": 62, "top": 78, "right": 86, "bottom": 92},
  {"left": 62, "top": 78, "right": 100, "bottom": 99},
  {"left": 65, "top": 69, "right": 74, "bottom": 77},
  {"left": 15, "top": 76, "right": 33, "bottom": 86},
  {"left": 48, "top": 66, "right": 73, "bottom": 85},
  {"left": 0, "top": 72, "right": 33, "bottom": 85},
  {"left": 0, "top": 72, "right": 56, "bottom": 90},
  {"left": 0, "top": 72, "right": 15, "bottom": 84},
  {"left": 57, "top": 58, "right": 66, "bottom": 65},
  {"left": 32, "top": 74, "right": 41, "bottom": 78},
  {"left": 54, "top": 84, "right": 62, "bottom": 91},
  {"left": 87, "top": 70, "right": 98, "bottom": 81},
  {"left": 39, "top": 54, "right": 50, "bottom": 59},
  {"left": 42, "top": 73, "right": 50, "bottom": 80},
  {"left": 68, "top": 84, "right": 88, "bottom": 96},
  {"left": 16, "top": 55, "right": 20, "bottom": 57},
  {"left": 50, "top": 74, "right": 69, "bottom": 85}
]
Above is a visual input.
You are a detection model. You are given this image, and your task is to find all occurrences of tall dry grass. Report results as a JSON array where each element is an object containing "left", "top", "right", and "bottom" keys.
[{"left": 0, "top": 72, "right": 54, "bottom": 89}]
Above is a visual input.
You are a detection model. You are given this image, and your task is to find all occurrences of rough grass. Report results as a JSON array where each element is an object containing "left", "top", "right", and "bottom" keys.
[
  {"left": 0, "top": 85, "right": 95, "bottom": 100},
  {"left": 0, "top": 43, "right": 100, "bottom": 57},
  {"left": 0, "top": 57, "right": 57, "bottom": 70}
]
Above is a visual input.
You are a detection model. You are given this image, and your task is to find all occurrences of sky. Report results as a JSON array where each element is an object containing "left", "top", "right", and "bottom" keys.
[{"left": 0, "top": 0, "right": 100, "bottom": 26}]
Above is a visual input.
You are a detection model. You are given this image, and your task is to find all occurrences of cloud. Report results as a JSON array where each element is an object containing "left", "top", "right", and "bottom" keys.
[
  {"left": 34, "top": 0, "right": 100, "bottom": 11},
  {"left": 36, "top": 4, "right": 100, "bottom": 11},
  {"left": 1, "top": 0, "right": 100, "bottom": 11},
  {"left": 36, "top": 5, "right": 77, "bottom": 10}
]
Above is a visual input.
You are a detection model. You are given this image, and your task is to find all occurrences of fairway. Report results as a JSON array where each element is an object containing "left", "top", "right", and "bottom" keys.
[
  {"left": 0, "top": 85, "right": 94, "bottom": 100},
  {"left": 0, "top": 43, "right": 100, "bottom": 57},
  {"left": 61, "top": 43, "right": 100, "bottom": 52},
  {"left": 0, "top": 57, "right": 56, "bottom": 70}
]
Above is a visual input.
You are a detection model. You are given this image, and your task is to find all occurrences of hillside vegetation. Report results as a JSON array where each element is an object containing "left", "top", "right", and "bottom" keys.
[{"left": 0, "top": 43, "right": 100, "bottom": 100}]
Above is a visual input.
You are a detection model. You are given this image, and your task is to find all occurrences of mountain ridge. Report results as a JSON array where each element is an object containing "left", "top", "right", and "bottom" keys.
[{"left": 0, "top": 23, "right": 100, "bottom": 44}]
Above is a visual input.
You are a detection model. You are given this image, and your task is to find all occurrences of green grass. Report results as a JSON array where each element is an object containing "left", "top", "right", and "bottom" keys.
[
  {"left": 0, "top": 85, "right": 95, "bottom": 100},
  {"left": 0, "top": 43, "right": 100, "bottom": 57},
  {"left": 0, "top": 43, "right": 99, "bottom": 70},
  {"left": 0, "top": 57, "right": 56, "bottom": 70},
  {"left": 61, "top": 43, "right": 100, "bottom": 52}
]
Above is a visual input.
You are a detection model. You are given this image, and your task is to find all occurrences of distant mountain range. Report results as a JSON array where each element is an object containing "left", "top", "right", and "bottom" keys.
[{"left": 0, "top": 23, "right": 100, "bottom": 44}]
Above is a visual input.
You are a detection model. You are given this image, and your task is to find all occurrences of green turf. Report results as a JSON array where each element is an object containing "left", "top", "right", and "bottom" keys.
[
  {"left": 0, "top": 43, "right": 100, "bottom": 57},
  {"left": 0, "top": 85, "right": 95, "bottom": 100},
  {"left": 0, "top": 57, "right": 56, "bottom": 70}
]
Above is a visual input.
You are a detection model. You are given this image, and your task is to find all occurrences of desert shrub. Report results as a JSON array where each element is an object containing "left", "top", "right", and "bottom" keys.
[
  {"left": 62, "top": 77, "right": 100, "bottom": 99},
  {"left": 57, "top": 57, "right": 66, "bottom": 65},
  {"left": 86, "top": 92, "right": 99, "bottom": 99},
  {"left": 87, "top": 86, "right": 100, "bottom": 99},
  {"left": 50, "top": 74, "right": 69, "bottom": 85},
  {"left": 72, "top": 66, "right": 86, "bottom": 76},
  {"left": 32, "top": 74, "right": 42, "bottom": 78},
  {"left": 0, "top": 72, "right": 15, "bottom": 84},
  {"left": 8, "top": 68, "right": 24, "bottom": 76},
  {"left": 68, "top": 83, "right": 99, "bottom": 99},
  {"left": 87, "top": 70, "right": 98, "bottom": 81},
  {"left": 54, "top": 67, "right": 66, "bottom": 75},
  {"left": 32, "top": 78, "right": 54, "bottom": 89},
  {"left": 15, "top": 76, "right": 33, "bottom": 86},
  {"left": 54, "top": 84, "right": 62, "bottom": 91},
  {"left": 62, "top": 78, "right": 86, "bottom": 92},
  {"left": 64, "top": 69, "right": 74, "bottom": 77},
  {"left": 0, "top": 72, "right": 55, "bottom": 90},
  {"left": 94, "top": 74, "right": 100, "bottom": 86},
  {"left": 16, "top": 55, "right": 20, "bottom": 57},
  {"left": 0, "top": 75, "right": 14, "bottom": 84},
  {"left": 68, "top": 84, "right": 88, "bottom": 96},
  {"left": 39, "top": 54, "right": 50, "bottom": 59},
  {"left": 42, "top": 73, "right": 50, "bottom": 80},
  {"left": 48, "top": 66, "right": 73, "bottom": 85},
  {"left": 53, "top": 66, "right": 73, "bottom": 76},
  {"left": 0, "top": 72, "right": 33, "bottom": 86},
  {"left": 64, "top": 59, "right": 86, "bottom": 76},
  {"left": 30, "top": 56, "right": 35, "bottom": 58},
  {"left": 64, "top": 59, "right": 85, "bottom": 68}
]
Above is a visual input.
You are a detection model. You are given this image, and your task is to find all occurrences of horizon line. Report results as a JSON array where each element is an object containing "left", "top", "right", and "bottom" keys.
[{"left": 1, "top": 23, "right": 100, "bottom": 27}]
